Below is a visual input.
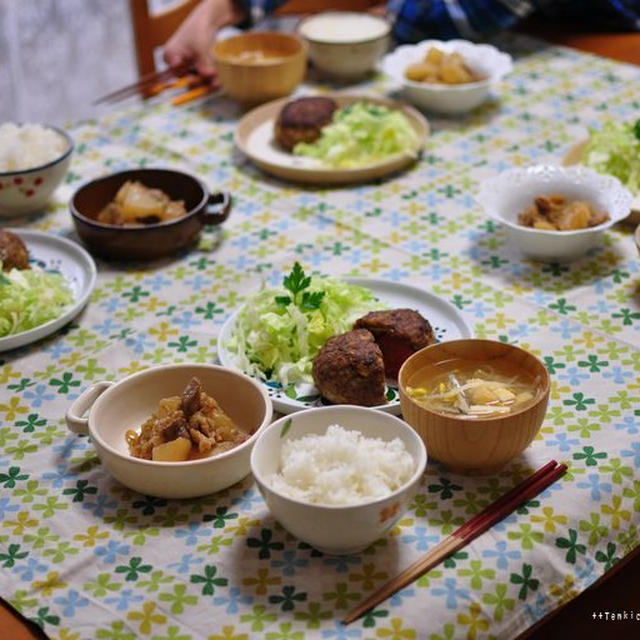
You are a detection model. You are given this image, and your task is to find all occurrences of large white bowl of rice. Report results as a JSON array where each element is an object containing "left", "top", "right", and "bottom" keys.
[
  {"left": 251, "top": 405, "right": 427, "bottom": 555},
  {"left": 0, "top": 122, "right": 73, "bottom": 218}
]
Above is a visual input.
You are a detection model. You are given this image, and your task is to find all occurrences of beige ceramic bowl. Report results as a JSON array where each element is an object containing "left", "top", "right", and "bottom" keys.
[
  {"left": 0, "top": 125, "right": 73, "bottom": 218},
  {"left": 212, "top": 32, "right": 307, "bottom": 104},
  {"left": 251, "top": 405, "right": 427, "bottom": 555},
  {"left": 65, "top": 364, "right": 273, "bottom": 498},
  {"left": 298, "top": 12, "right": 390, "bottom": 79},
  {"left": 399, "top": 339, "right": 550, "bottom": 474}
]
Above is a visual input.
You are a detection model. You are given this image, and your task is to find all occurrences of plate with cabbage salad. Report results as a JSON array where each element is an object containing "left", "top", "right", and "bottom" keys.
[
  {"left": 218, "top": 263, "right": 471, "bottom": 414},
  {"left": 0, "top": 230, "right": 96, "bottom": 352},
  {"left": 565, "top": 118, "right": 640, "bottom": 223},
  {"left": 236, "top": 93, "right": 429, "bottom": 184}
]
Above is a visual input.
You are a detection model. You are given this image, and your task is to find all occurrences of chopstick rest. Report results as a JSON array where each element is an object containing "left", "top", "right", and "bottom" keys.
[{"left": 342, "top": 459, "right": 567, "bottom": 625}]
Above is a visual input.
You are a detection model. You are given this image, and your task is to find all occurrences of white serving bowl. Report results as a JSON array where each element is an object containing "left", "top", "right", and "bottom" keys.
[
  {"left": 381, "top": 39, "right": 512, "bottom": 114},
  {"left": 476, "top": 165, "right": 633, "bottom": 261},
  {"left": 250, "top": 405, "right": 427, "bottom": 555},
  {"left": 298, "top": 11, "right": 391, "bottom": 79},
  {"left": 0, "top": 125, "right": 73, "bottom": 217},
  {"left": 65, "top": 364, "right": 273, "bottom": 498}
]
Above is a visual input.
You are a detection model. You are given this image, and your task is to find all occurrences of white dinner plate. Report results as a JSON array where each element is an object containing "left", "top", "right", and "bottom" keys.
[
  {"left": 217, "top": 277, "right": 472, "bottom": 415},
  {"left": 0, "top": 230, "right": 97, "bottom": 352},
  {"left": 235, "top": 93, "right": 429, "bottom": 185}
]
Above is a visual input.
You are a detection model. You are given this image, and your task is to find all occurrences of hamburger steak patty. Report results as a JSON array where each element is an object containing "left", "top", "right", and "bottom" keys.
[
  {"left": 354, "top": 309, "right": 435, "bottom": 380},
  {"left": 312, "top": 329, "right": 386, "bottom": 406},
  {"left": 275, "top": 96, "right": 338, "bottom": 152},
  {"left": 0, "top": 229, "right": 30, "bottom": 271}
]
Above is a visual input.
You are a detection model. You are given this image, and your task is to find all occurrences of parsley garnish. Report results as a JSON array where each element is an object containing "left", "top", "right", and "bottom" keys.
[{"left": 275, "top": 262, "right": 325, "bottom": 311}]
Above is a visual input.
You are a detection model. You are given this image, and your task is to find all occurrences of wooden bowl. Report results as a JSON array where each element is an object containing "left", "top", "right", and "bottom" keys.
[
  {"left": 70, "top": 168, "right": 231, "bottom": 260},
  {"left": 399, "top": 339, "right": 550, "bottom": 474},
  {"left": 213, "top": 32, "right": 307, "bottom": 105}
]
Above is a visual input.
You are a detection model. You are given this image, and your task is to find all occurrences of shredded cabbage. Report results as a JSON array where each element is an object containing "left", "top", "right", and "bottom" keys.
[
  {"left": 583, "top": 119, "right": 640, "bottom": 194},
  {"left": 0, "top": 265, "right": 74, "bottom": 337},
  {"left": 293, "top": 102, "right": 418, "bottom": 168},
  {"left": 227, "top": 276, "right": 381, "bottom": 386}
]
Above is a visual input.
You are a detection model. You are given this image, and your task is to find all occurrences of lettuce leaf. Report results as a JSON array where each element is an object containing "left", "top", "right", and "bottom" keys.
[
  {"left": 293, "top": 102, "right": 417, "bottom": 168},
  {"left": 583, "top": 119, "right": 640, "bottom": 194},
  {"left": 227, "top": 275, "right": 381, "bottom": 386},
  {"left": 0, "top": 265, "right": 74, "bottom": 337}
]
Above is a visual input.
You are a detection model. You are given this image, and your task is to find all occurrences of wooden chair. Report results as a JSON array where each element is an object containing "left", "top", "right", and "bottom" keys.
[
  {"left": 129, "top": 0, "right": 201, "bottom": 79},
  {"left": 129, "top": 0, "right": 379, "bottom": 80}
]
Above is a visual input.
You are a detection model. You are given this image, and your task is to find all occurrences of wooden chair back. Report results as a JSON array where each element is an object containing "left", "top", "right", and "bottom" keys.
[{"left": 129, "top": 0, "right": 201, "bottom": 79}]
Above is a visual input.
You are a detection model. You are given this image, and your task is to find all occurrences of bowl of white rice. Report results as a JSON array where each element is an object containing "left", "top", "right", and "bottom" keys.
[
  {"left": 250, "top": 405, "right": 427, "bottom": 555},
  {"left": 0, "top": 122, "right": 73, "bottom": 218}
]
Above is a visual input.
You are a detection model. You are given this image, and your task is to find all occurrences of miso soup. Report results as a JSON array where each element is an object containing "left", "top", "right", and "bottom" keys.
[{"left": 406, "top": 357, "right": 541, "bottom": 419}]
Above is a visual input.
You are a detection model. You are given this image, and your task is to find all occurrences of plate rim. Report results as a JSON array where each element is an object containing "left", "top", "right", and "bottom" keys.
[
  {"left": 235, "top": 92, "right": 430, "bottom": 185},
  {"left": 0, "top": 229, "right": 97, "bottom": 352},
  {"left": 217, "top": 276, "right": 472, "bottom": 414}
]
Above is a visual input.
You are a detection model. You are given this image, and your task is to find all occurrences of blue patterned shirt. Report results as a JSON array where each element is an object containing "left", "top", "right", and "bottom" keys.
[{"left": 240, "top": 1, "right": 640, "bottom": 42}]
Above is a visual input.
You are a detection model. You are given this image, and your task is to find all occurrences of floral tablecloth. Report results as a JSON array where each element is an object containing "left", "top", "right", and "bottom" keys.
[{"left": 1, "top": 35, "right": 639, "bottom": 640}]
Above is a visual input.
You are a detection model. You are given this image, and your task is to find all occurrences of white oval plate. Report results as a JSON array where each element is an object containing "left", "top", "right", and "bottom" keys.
[
  {"left": 0, "top": 230, "right": 97, "bottom": 352},
  {"left": 218, "top": 277, "right": 471, "bottom": 415}
]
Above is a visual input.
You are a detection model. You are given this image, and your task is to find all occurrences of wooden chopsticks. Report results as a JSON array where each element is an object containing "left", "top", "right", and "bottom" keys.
[
  {"left": 92, "top": 64, "right": 216, "bottom": 106},
  {"left": 93, "top": 65, "right": 186, "bottom": 105},
  {"left": 342, "top": 460, "right": 567, "bottom": 625}
]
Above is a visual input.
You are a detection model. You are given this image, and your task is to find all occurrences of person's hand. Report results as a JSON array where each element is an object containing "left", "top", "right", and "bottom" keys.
[
  {"left": 368, "top": 3, "right": 388, "bottom": 17},
  {"left": 163, "top": 0, "right": 247, "bottom": 83}
]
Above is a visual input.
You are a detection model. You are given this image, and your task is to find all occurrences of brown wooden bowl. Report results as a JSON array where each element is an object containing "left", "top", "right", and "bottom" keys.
[
  {"left": 212, "top": 32, "right": 307, "bottom": 105},
  {"left": 399, "top": 339, "right": 550, "bottom": 474},
  {"left": 70, "top": 168, "right": 231, "bottom": 260}
]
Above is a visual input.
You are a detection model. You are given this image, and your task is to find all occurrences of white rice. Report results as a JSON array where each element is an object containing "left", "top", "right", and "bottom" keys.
[
  {"left": 0, "top": 122, "right": 68, "bottom": 172},
  {"left": 269, "top": 424, "right": 415, "bottom": 506}
]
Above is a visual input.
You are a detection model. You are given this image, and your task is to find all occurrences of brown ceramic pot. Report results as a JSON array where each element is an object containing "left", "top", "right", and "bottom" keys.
[{"left": 70, "top": 168, "right": 231, "bottom": 260}]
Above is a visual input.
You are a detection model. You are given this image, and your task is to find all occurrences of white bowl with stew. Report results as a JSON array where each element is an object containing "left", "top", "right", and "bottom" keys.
[
  {"left": 382, "top": 39, "right": 512, "bottom": 114},
  {"left": 65, "top": 364, "right": 272, "bottom": 498},
  {"left": 251, "top": 405, "right": 427, "bottom": 555},
  {"left": 476, "top": 165, "right": 633, "bottom": 261}
]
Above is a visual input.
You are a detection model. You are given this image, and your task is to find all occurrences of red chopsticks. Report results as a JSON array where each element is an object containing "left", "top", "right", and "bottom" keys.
[{"left": 342, "top": 460, "right": 567, "bottom": 625}]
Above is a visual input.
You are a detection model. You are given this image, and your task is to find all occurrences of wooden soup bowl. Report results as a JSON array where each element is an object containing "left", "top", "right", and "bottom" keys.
[
  {"left": 213, "top": 32, "right": 307, "bottom": 105},
  {"left": 399, "top": 339, "right": 550, "bottom": 474}
]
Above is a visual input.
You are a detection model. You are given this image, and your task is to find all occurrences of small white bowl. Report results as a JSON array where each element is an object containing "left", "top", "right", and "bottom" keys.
[
  {"left": 476, "top": 165, "right": 633, "bottom": 261},
  {"left": 250, "top": 405, "right": 427, "bottom": 555},
  {"left": 0, "top": 125, "right": 73, "bottom": 218},
  {"left": 65, "top": 364, "right": 273, "bottom": 498},
  {"left": 298, "top": 11, "right": 391, "bottom": 79},
  {"left": 381, "top": 39, "right": 512, "bottom": 114}
]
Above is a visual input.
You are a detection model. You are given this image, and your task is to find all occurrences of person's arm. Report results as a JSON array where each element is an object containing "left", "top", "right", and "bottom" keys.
[
  {"left": 163, "top": 0, "right": 290, "bottom": 81},
  {"left": 388, "top": 0, "right": 535, "bottom": 42}
]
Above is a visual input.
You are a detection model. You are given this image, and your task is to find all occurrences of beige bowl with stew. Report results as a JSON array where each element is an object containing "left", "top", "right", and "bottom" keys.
[
  {"left": 65, "top": 364, "right": 273, "bottom": 498},
  {"left": 399, "top": 339, "right": 550, "bottom": 474}
]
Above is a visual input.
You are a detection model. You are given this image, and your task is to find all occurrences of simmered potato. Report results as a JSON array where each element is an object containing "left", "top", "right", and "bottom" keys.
[
  {"left": 425, "top": 47, "right": 445, "bottom": 65},
  {"left": 405, "top": 62, "right": 437, "bottom": 82},
  {"left": 152, "top": 437, "right": 192, "bottom": 462},
  {"left": 404, "top": 47, "right": 481, "bottom": 85}
]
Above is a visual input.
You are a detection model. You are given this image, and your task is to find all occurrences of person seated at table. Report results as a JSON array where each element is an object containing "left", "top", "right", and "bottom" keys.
[{"left": 164, "top": 0, "right": 640, "bottom": 84}]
